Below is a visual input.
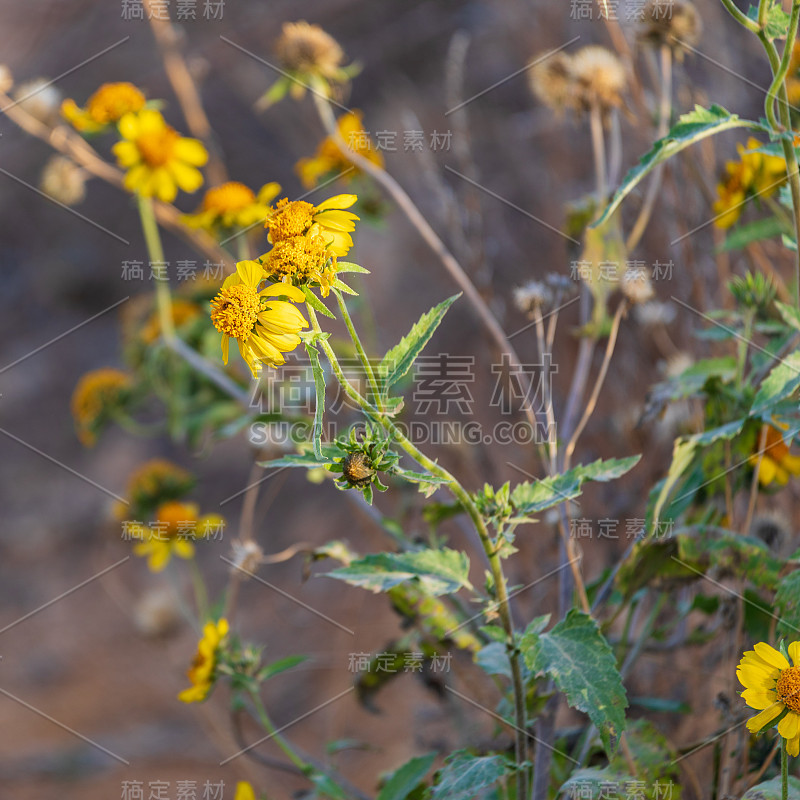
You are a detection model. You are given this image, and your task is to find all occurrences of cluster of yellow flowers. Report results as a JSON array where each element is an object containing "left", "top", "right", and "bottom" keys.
[{"left": 713, "top": 138, "right": 786, "bottom": 229}]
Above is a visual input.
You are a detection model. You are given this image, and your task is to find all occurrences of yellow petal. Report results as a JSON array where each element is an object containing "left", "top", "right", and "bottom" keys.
[
  {"left": 260, "top": 282, "right": 306, "bottom": 302},
  {"left": 236, "top": 260, "right": 265, "bottom": 287},
  {"left": 738, "top": 664, "right": 778, "bottom": 692},
  {"left": 779, "top": 711, "right": 800, "bottom": 740},
  {"left": 757, "top": 457, "right": 779, "bottom": 485},
  {"left": 169, "top": 161, "right": 204, "bottom": 194},
  {"left": 234, "top": 782, "right": 256, "bottom": 800},
  {"left": 113, "top": 141, "right": 140, "bottom": 168},
  {"left": 217, "top": 618, "right": 230, "bottom": 637},
  {"left": 315, "top": 193, "right": 357, "bottom": 211},
  {"left": 789, "top": 734, "right": 800, "bottom": 757},
  {"left": 117, "top": 111, "right": 141, "bottom": 140},
  {"left": 221, "top": 334, "right": 230, "bottom": 364},
  {"left": 746, "top": 702, "right": 783, "bottom": 732},
  {"left": 742, "top": 688, "right": 778, "bottom": 709},
  {"left": 754, "top": 643, "right": 790, "bottom": 670},
  {"left": 781, "top": 453, "right": 800, "bottom": 476},
  {"left": 173, "top": 539, "right": 195, "bottom": 560},
  {"left": 790, "top": 641, "right": 800, "bottom": 667},
  {"left": 149, "top": 543, "right": 171, "bottom": 572},
  {"left": 174, "top": 137, "right": 209, "bottom": 166}
]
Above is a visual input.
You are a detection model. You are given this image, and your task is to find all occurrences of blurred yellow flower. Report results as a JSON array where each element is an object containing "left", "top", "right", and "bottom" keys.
[
  {"left": 296, "top": 111, "right": 383, "bottom": 189},
  {"left": 71, "top": 368, "right": 132, "bottom": 447},
  {"left": 121, "top": 459, "right": 195, "bottom": 518},
  {"left": 113, "top": 109, "right": 208, "bottom": 202},
  {"left": 178, "top": 618, "right": 229, "bottom": 703},
  {"left": 133, "top": 500, "right": 225, "bottom": 572},
  {"left": 265, "top": 194, "right": 359, "bottom": 257},
  {"left": 750, "top": 424, "right": 800, "bottom": 486},
  {"left": 713, "top": 138, "right": 785, "bottom": 229},
  {"left": 234, "top": 783, "right": 256, "bottom": 800},
  {"left": 61, "top": 82, "right": 146, "bottom": 133},
  {"left": 738, "top": 641, "right": 800, "bottom": 756},
  {"left": 182, "top": 181, "right": 281, "bottom": 234},
  {"left": 210, "top": 260, "right": 307, "bottom": 378},
  {"left": 140, "top": 298, "right": 202, "bottom": 344}
]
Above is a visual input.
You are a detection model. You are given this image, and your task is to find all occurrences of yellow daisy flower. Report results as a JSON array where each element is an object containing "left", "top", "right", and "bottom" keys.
[
  {"left": 738, "top": 641, "right": 800, "bottom": 756},
  {"left": 182, "top": 181, "right": 281, "bottom": 234},
  {"left": 749, "top": 424, "right": 800, "bottom": 487},
  {"left": 71, "top": 368, "right": 132, "bottom": 447},
  {"left": 714, "top": 138, "right": 786, "bottom": 229},
  {"left": 261, "top": 222, "right": 336, "bottom": 295},
  {"left": 61, "top": 82, "right": 146, "bottom": 134},
  {"left": 265, "top": 194, "right": 359, "bottom": 257},
  {"left": 296, "top": 111, "right": 383, "bottom": 189},
  {"left": 133, "top": 500, "right": 224, "bottom": 572},
  {"left": 119, "top": 458, "right": 195, "bottom": 518},
  {"left": 112, "top": 108, "right": 208, "bottom": 203},
  {"left": 209, "top": 260, "right": 307, "bottom": 378},
  {"left": 179, "top": 618, "right": 229, "bottom": 703}
]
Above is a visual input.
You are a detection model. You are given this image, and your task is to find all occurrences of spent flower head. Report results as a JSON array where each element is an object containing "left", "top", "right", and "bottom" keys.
[
  {"left": 61, "top": 82, "right": 146, "bottom": 134},
  {"left": 40, "top": 155, "right": 87, "bottom": 206},
  {"left": 182, "top": 181, "right": 280, "bottom": 234},
  {"left": 13, "top": 78, "right": 62, "bottom": 125},
  {"left": 71, "top": 368, "right": 133, "bottom": 447},
  {"left": 639, "top": 0, "right": 702, "bottom": 56}
]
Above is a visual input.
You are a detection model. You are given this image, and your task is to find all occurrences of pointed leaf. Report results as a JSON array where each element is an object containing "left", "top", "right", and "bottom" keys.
[
  {"left": 304, "top": 340, "right": 326, "bottom": 459},
  {"left": 376, "top": 752, "right": 437, "bottom": 800},
  {"left": 379, "top": 294, "right": 460, "bottom": 389},
  {"left": 304, "top": 286, "right": 335, "bottom": 319},
  {"left": 751, "top": 351, "right": 800, "bottom": 416},
  {"left": 431, "top": 752, "right": 507, "bottom": 800},
  {"left": 336, "top": 261, "right": 371, "bottom": 274},
  {"left": 522, "top": 610, "right": 627, "bottom": 757}
]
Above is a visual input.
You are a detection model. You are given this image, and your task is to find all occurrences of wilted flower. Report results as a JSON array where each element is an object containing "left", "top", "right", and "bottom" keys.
[
  {"left": 13, "top": 78, "right": 62, "bottom": 125},
  {"left": 639, "top": 0, "right": 702, "bottom": 56},
  {"left": 620, "top": 266, "right": 654, "bottom": 304},
  {"left": 40, "top": 155, "right": 87, "bottom": 206},
  {"left": 528, "top": 52, "right": 575, "bottom": 114},
  {"left": 61, "top": 82, "right": 146, "bottom": 133},
  {"left": 70, "top": 368, "right": 132, "bottom": 446},
  {"left": 229, "top": 539, "right": 264, "bottom": 574},
  {"left": 513, "top": 280, "right": 553, "bottom": 317},
  {"left": 133, "top": 587, "right": 182, "bottom": 637},
  {"left": 634, "top": 300, "right": 676, "bottom": 328},
  {"left": 570, "top": 46, "right": 627, "bottom": 117}
]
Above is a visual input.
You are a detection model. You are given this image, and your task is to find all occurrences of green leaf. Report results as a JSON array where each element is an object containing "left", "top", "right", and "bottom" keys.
[
  {"left": 326, "top": 548, "right": 472, "bottom": 596},
  {"left": 332, "top": 277, "right": 358, "bottom": 296},
  {"left": 336, "top": 261, "right": 371, "bottom": 274},
  {"left": 594, "top": 105, "right": 763, "bottom": 227},
  {"left": 475, "top": 642, "right": 512, "bottom": 680},
  {"left": 776, "top": 301, "right": 800, "bottom": 332},
  {"left": 751, "top": 351, "right": 800, "bottom": 416},
  {"left": 259, "top": 654, "right": 308, "bottom": 681},
  {"left": 304, "top": 340, "right": 327, "bottom": 459},
  {"left": 511, "top": 456, "right": 640, "bottom": 516},
  {"left": 258, "top": 448, "right": 340, "bottom": 469},
  {"left": 310, "top": 774, "right": 349, "bottom": 800},
  {"left": 304, "top": 286, "right": 335, "bottom": 319},
  {"left": 718, "top": 216, "right": 789, "bottom": 252},
  {"left": 522, "top": 610, "right": 627, "bottom": 756},
  {"left": 431, "top": 752, "right": 507, "bottom": 800},
  {"left": 746, "top": 3, "right": 792, "bottom": 38},
  {"left": 378, "top": 294, "right": 460, "bottom": 389},
  {"left": 255, "top": 76, "right": 290, "bottom": 110},
  {"left": 377, "top": 752, "right": 437, "bottom": 800},
  {"left": 742, "top": 777, "right": 800, "bottom": 800}
]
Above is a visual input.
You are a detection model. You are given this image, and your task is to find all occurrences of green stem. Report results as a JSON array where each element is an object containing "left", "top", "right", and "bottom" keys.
[
  {"left": 759, "top": 0, "right": 770, "bottom": 29},
  {"left": 235, "top": 229, "right": 251, "bottom": 262},
  {"left": 719, "top": 0, "right": 761, "bottom": 33},
  {"left": 334, "top": 290, "right": 385, "bottom": 412},
  {"left": 783, "top": 736, "right": 789, "bottom": 800},
  {"left": 250, "top": 689, "right": 312, "bottom": 775},
  {"left": 306, "top": 301, "right": 528, "bottom": 799},
  {"left": 765, "top": 0, "right": 800, "bottom": 129},
  {"left": 137, "top": 194, "right": 175, "bottom": 341},
  {"left": 188, "top": 558, "right": 209, "bottom": 621}
]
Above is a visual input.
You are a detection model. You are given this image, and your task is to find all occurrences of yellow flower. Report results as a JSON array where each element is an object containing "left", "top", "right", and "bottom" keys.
[
  {"left": 210, "top": 260, "right": 307, "bottom": 378},
  {"left": 113, "top": 109, "right": 208, "bottom": 202},
  {"left": 714, "top": 138, "right": 786, "bottom": 229},
  {"left": 133, "top": 500, "right": 225, "bottom": 572},
  {"left": 265, "top": 194, "right": 359, "bottom": 257},
  {"left": 738, "top": 641, "right": 800, "bottom": 756},
  {"left": 296, "top": 111, "right": 384, "bottom": 189},
  {"left": 261, "top": 222, "right": 336, "bottom": 295},
  {"left": 234, "top": 783, "right": 256, "bottom": 800},
  {"left": 179, "top": 618, "right": 229, "bottom": 703},
  {"left": 62, "top": 82, "right": 146, "bottom": 133},
  {"left": 116, "top": 458, "right": 195, "bottom": 521},
  {"left": 749, "top": 424, "right": 800, "bottom": 487},
  {"left": 71, "top": 368, "right": 132, "bottom": 447},
  {"left": 182, "top": 181, "right": 281, "bottom": 234}
]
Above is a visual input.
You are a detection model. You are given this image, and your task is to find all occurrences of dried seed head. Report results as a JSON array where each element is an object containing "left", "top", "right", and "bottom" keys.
[
  {"left": 513, "top": 280, "right": 553, "bottom": 317},
  {"left": 40, "top": 155, "right": 87, "bottom": 206},
  {"left": 528, "top": 52, "right": 575, "bottom": 114},
  {"left": 275, "top": 21, "right": 345, "bottom": 78},
  {"left": 620, "top": 267, "right": 654, "bottom": 304},
  {"left": 13, "top": 77, "right": 62, "bottom": 125},
  {"left": 570, "top": 46, "right": 627, "bottom": 114},
  {"left": 134, "top": 588, "right": 181, "bottom": 638},
  {"left": 634, "top": 300, "right": 677, "bottom": 328},
  {"left": 342, "top": 452, "right": 375, "bottom": 487},
  {"left": 640, "top": 1, "right": 702, "bottom": 54},
  {"left": 229, "top": 539, "right": 264, "bottom": 574}
]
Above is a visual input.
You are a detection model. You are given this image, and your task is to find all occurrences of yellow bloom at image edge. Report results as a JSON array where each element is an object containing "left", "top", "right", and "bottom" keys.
[
  {"left": 738, "top": 641, "right": 800, "bottom": 755},
  {"left": 235, "top": 782, "right": 256, "bottom": 800},
  {"left": 113, "top": 109, "right": 208, "bottom": 203},
  {"left": 179, "top": 618, "right": 229, "bottom": 703}
]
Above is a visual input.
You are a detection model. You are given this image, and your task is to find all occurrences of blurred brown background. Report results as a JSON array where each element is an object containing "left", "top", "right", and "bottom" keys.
[{"left": 0, "top": 0, "right": 788, "bottom": 797}]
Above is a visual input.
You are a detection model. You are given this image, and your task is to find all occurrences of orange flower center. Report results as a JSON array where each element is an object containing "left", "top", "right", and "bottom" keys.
[
  {"left": 154, "top": 501, "right": 197, "bottom": 537},
  {"left": 203, "top": 182, "right": 256, "bottom": 213},
  {"left": 267, "top": 199, "right": 315, "bottom": 242},
  {"left": 777, "top": 666, "right": 800, "bottom": 713},
  {"left": 136, "top": 126, "right": 180, "bottom": 167},
  {"left": 88, "top": 82, "right": 145, "bottom": 124},
  {"left": 210, "top": 283, "right": 263, "bottom": 340}
]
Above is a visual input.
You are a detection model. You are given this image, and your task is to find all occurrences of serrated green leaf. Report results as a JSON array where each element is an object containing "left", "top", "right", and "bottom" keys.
[
  {"left": 510, "top": 456, "right": 640, "bottom": 516},
  {"left": 378, "top": 294, "right": 460, "bottom": 389},
  {"left": 718, "top": 216, "right": 789, "bottom": 252},
  {"left": 336, "top": 261, "right": 371, "bottom": 274},
  {"left": 746, "top": 3, "right": 792, "bottom": 38},
  {"left": 751, "top": 351, "right": 800, "bottom": 416},
  {"left": 594, "top": 105, "right": 763, "bottom": 227},
  {"left": 326, "top": 548, "right": 472, "bottom": 596},
  {"left": 304, "top": 286, "right": 335, "bottom": 319},
  {"left": 377, "top": 752, "right": 437, "bottom": 800},
  {"left": 474, "top": 641, "right": 512, "bottom": 679},
  {"left": 522, "top": 610, "right": 627, "bottom": 757},
  {"left": 431, "top": 752, "right": 507, "bottom": 800}
]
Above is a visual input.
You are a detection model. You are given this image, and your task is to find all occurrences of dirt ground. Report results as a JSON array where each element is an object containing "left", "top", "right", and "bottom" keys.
[{"left": 0, "top": 0, "right": 793, "bottom": 797}]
